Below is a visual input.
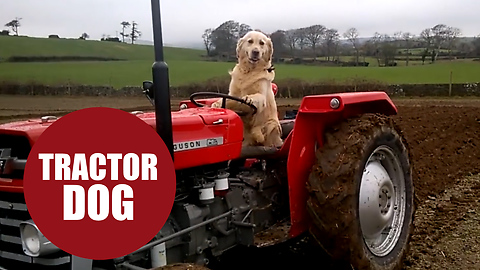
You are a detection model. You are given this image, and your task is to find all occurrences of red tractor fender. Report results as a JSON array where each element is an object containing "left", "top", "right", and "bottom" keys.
[
  {"left": 272, "top": 83, "right": 278, "bottom": 96},
  {"left": 285, "top": 91, "right": 398, "bottom": 238}
]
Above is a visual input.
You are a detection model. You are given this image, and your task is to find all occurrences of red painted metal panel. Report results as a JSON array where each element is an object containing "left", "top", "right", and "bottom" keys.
[
  {"left": 0, "top": 107, "right": 244, "bottom": 192},
  {"left": 287, "top": 91, "right": 398, "bottom": 237},
  {"left": 130, "top": 108, "right": 244, "bottom": 170}
]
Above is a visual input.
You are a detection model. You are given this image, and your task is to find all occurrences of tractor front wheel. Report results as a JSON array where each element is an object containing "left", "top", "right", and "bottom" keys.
[{"left": 307, "top": 113, "right": 414, "bottom": 270}]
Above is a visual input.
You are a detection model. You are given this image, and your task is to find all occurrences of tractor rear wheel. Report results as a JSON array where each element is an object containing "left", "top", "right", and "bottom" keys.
[{"left": 307, "top": 113, "right": 414, "bottom": 270}]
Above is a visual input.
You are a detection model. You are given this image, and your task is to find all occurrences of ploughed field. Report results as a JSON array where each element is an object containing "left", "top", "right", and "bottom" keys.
[{"left": 1, "top": 95, "right": 480, "bottom": 269}]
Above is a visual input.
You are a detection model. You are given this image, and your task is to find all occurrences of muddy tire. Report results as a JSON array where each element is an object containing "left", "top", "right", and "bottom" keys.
[{"left": 306, "top": 113, "right": 415, "bottom": 270}]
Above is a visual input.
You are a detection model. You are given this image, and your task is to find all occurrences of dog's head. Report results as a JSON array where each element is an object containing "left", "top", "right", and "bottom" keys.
[{"left": 236, "top": 31, "right": 273, "bottom": 66}]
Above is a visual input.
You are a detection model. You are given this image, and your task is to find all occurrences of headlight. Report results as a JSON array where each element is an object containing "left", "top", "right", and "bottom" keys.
[
  {"left": 19, "top": 220, "right": 60, "bottom": 257},
  {"left": 21, "top": 224, "right": 40, "bottom": 254}
]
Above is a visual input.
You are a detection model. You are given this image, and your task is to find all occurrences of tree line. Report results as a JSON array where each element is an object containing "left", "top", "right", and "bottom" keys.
[
  {"left": 2, "top": 18, "right": 142, "bottom": 44},
  {"left": 203, "top": 21, "right": 480, "bottom": 66}
]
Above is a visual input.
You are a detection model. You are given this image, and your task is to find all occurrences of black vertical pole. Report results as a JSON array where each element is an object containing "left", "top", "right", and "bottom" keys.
[{"left": 151, "top": 0, "right": 174, "bottom": 160}]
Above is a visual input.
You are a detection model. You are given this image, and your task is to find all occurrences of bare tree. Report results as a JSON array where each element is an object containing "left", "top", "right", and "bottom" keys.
[
  {"left": 202, "top": 28, "right": 214, "bottom": 56},
  {"left": 211, "top": 21, "right": 238, "bottom": 56},
  {"left": 295, "top": 28, "right": 308, "bottom": 57},
  {"left": 5, "top": 17, "right": 22, "bottom": 36},
  {"left": 79, "top": 33, "right": 89, "bottom": 40},
  {"left": 402, "top": 32, "right": 415, "bottom": 66},
  {"left": 130, "top": 21, "right": 141, "bottom": 44},
  {"left": 445, "top": 26, "right": 461, "bottom": 59},
  {"left": 344, "top": 27, "right": 360, "bottom": 65},
  {"left": 362, "top": 39, "right": 376, "bottom": 58},
  {"left": 420, "top": 28, "right": 433, "bottom": 48},
  {"left": 423, "top": 24, "right": 461, "bottom": 62},
  {"left": 120, "top": 21, "right": 130, "bottom": 43},
  {"left": 238, "top": 23, "right": 252, "bottom": 39},
  {"left": 371, "top": 32, "right": 383, "bottom": 66},
  {"left": 284, "top": 29, "right": 300, "bottom": 58},
  {"left": 304, "top": 24, "right": 326, "bottom": 60},
  {"left": 420, "top": 28, "right": 434, "bottom": 64},
  {"left": 323, "top": 29, "right": 339, "bottom": 61},
  {"left": 269, "top": 30, "right": 287, "bottom": 60},
  {"left": 393, "top": 31, "right": 414, "bottom": 66},
  {"left": 393, "top": 31, "right": 403, "bottom": 44},
  {"left": 211, "top": 20, "right": 252, "bottom": 57},
  {"left": 431, "top": 24, "right": 450, "bottom": 62},
  {"left": 370, "top": 33, "right": 396, "bottom": 67}
]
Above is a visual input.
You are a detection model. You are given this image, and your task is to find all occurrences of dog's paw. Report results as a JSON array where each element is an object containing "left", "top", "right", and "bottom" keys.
[
  {"left": 243, "top": 96, "right": 265, "bottom": 111},
  {"left": 211, "top": 100, "right": 222, "bottom": 108},
  {"left": 242, "top": 96, "right": 254, "bottom": 106},
  {"left": 272, "top": 138, "right": 283, "bottom": 148}
]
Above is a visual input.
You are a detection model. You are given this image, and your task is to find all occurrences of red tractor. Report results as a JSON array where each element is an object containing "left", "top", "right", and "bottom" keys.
[{"left": 0, "top": 1, "right": 414, "bottom": 270}]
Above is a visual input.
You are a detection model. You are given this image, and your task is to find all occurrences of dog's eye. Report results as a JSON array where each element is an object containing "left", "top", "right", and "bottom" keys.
[
  {"left": 248, "top": 39, "right": 253, "bottom": 44},
  {"left": 259, "top": 41, "right": 265, "bottom": 46}
]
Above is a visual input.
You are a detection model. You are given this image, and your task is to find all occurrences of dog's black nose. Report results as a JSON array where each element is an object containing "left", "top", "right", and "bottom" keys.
[{"left": 252, "top": 50, "right": 260, "bottom": 57}]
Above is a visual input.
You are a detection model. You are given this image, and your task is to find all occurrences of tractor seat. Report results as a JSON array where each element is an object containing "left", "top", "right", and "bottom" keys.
[
  {"left": 280, "top": 119, "right": 294, "bottom": 139},
  {"left": 239, "top": 120, "right": 294, "bottom": 159}
]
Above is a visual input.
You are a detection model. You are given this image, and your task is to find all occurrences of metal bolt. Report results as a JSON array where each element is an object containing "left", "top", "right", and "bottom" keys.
[{"left": 330, "top": 98, "right": 340, "bottom": 109}]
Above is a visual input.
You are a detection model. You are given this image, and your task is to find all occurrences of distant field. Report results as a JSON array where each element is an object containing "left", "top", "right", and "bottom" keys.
[
  {"left": 0, "top": 36, "right": 479, "bottom": 88},
  {"left": 1, "top": 60, "right": 479, "bottom": 88},
  {"left": 0, "top": 36, "right": 203, "bottom": 61}
]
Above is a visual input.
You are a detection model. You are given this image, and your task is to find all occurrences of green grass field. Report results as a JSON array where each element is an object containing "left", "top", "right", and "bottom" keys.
[
  {"left": 1, "top": 36, "right": 479, "bottom": 88},
  {"left": 0, "top": 36, "right": 203, "bottom": 61},
  {"left": 2, "top": 60, "right": 479, "bottom": 88}
]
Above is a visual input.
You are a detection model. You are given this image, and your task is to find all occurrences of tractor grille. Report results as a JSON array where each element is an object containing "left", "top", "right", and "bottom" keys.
[
  {"left": 0, "top": 135, "right": 72, "bottom": 268},
  {"left": 0, "top": 134, "right": 31, "bottom": 160},
  {"left": 0, "top": 192, "right": 71, "bottom": 269},
  {"left": 0, "top": 134, "right": 31, "bottom": 179}
]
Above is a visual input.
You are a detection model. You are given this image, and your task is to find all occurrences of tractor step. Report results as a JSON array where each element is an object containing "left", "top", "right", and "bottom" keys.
[{"left": 253, "top": 220, "right": 291, "bottom": 248}]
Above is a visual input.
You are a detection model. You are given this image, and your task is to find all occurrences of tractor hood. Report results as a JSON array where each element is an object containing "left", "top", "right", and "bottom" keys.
[
  {"left": 132, "top": 108, "right": 244, "bottom": 170},
  {"left": 0, "top": 107, "right": 244, "bottom": 179},
  {"left": 0, "top": 117, "right": 56, "bottom": 146}
]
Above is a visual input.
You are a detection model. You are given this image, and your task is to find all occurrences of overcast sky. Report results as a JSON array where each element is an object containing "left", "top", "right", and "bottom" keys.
[{"left": 2, "top": 0, "right": 479, "bottom": 46}]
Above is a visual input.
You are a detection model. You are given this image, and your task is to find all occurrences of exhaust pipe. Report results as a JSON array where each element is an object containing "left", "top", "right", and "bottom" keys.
[{"left": 150, "top": 0, "right": 174, "bottom": 160}]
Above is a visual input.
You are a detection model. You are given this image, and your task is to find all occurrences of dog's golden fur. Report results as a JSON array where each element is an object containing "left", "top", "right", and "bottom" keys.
[{"left": 212, "top": 31, "right": 283, "bottom": 147}]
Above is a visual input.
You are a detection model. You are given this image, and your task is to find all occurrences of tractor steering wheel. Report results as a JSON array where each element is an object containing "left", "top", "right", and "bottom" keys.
[{"left": 189, "top": 92, "right": 257, "bottom": 115}]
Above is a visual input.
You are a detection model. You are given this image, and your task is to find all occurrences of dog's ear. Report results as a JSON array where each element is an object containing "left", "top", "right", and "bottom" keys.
[
  {"left": 264, "top": 37, "right": 274, "bottom": 63},
  {"left": 236, "top": 37, "right": 245, "bottom": 59}
]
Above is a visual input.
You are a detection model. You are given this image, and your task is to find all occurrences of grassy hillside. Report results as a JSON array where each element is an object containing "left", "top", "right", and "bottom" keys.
[
  {"left": 0, "top": 36, "right": 203, "bottom": 61},
  {"left": 0, "top": 36, "right": 479, "bottom": 88}
]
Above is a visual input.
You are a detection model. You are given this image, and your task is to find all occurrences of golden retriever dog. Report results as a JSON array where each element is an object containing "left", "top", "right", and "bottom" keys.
[{"left": 211, "top": 30, "right": 283, "bottom": 148}]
